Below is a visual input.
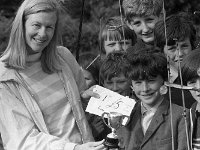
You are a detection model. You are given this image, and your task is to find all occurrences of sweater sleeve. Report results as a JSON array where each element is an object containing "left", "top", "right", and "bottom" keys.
[
  {"left": 57, "top": 46, "right": 87, "bottom": 93},
  {"left": 57, "top": 46, "right": 89, "bottom": 109},
  {"left": 0, "top": 84, "right": 77, "bottom": 150}
]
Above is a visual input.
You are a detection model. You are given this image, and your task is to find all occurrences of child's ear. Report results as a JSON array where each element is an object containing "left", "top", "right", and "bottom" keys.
[
  {"left": 130, "top": 85, "right": 135, "bottom": 92},
  {"left": 158, "top": 13, "right": 164, "bottom": 21},
  {"left": 126, "top": 19, "right": 134, "bottom": 30},
  {"left": 197, "top": 67, "right": 200, "bottom": 76},
  {"left": 159, "top": 85, "right": 168, "bottom": 95}
]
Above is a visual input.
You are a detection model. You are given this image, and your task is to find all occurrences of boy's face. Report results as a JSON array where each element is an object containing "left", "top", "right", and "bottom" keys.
[
  {"left": 131, "top": 75, "right": 164, "bottom": 107},
  {"left": 128, "top": 15, "right": 159, "bottom": 44},
  {"left": 163, "top": 37, "right": 192, "bottom": 69},
  {"left": 82, "top": 69, "right": 96, "bottom": 88},
  {"left": 187, "top": 77, "right": 200, "bottom": 103},
  {"left": 104, "top": 39, "right": 132, "bottom": 56},
  {"left": 103, "top": 73, "right": 131, "bottom": 96}
]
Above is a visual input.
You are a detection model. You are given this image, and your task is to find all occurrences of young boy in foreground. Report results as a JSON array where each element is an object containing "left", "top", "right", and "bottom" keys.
[{"left": 118, "top": 48, "right": 189, "bottom": 150}]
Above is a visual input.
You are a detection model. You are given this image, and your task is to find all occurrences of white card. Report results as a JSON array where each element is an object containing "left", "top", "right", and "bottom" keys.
[{"left": 86, "top": 85, "right": 136, "bottom": 116}]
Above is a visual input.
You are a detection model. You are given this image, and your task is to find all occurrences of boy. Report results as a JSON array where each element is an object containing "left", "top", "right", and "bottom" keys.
[
  {"left": 122, "top": 0, "right": 163, "bottom": 56},
  {"left": 154, "top": 12, "right": 196, "bottom": 108},
  {"left": 78, "top": 52, "right": 100, "bottom": 88},
  {"left": 118, "top": 48, "right": 189, "bottom": 150},
  {"left": 99, "top": 16, "right": 136, "bottom": 59},
  {"left": 181, "top": 49, "right": 200, "bottom": 149},
  {"left": 99, "top": 51, "right": 133, "bottom": 97}
]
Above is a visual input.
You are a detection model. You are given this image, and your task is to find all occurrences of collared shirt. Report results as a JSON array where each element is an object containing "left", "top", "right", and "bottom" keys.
[
  {"left": 141, "top": 98, "right": 163, "bottom": 135},
  {"left": 169, "top": 65, "right": 178, "bottom": 83}
]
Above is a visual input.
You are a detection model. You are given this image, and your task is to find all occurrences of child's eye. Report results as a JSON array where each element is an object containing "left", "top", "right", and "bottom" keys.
[
  {"left": 147, "top": 79, "right": 156, "bottom": 83},
  {"left": 107, "top": 43, "right": 115, "bottom": 47},
  {"left": 117, "top": 80, "right": 126, "bottom": 84},
  {"left": 187, "top": 80, "right": 196, "bottom": 85},
  {"left": 146, "top": 18, "right": 154, "bottom": 23},
  {"left": 149, "top": 79, "right": 155, "bottom": 82},
  {"left": 180, "top": 44, "right": 189, "bottom": 49},
  {"left": 168, "top": 46, "right": 176, "bottom": 52},
  {"left": 134, "top": 81, "right": 142, "bottom": 84},
  {"left": 105, "top": 81, "right": 113, "bottom": 85},
  {"left": 133, "top": 21, "right": 141, "bottom": 26}
]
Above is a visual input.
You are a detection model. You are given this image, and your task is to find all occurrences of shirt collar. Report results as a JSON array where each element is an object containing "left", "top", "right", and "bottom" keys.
[
  {"left": 169, "top": 65, "right": 178, "bottom": 83},
  {"left": 141, "top": 97, "right": 164, "bottom": 115}
]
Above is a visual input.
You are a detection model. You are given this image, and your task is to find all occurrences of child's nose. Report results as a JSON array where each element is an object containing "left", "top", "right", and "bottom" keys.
[
  {"left": 142, "top": 22, "right": 149, "bottom": 33},
  {"left": 196, "top": 80, "right": 200, "bottom": 89},
  {"left": 112, "top": 82, "right": 118, "bottom": 91},
  {"left": 142, "top": 82, "right": 149, "bottom": 91},
  {"left": 176, "top": 47, "right": 184, "bottom": 57},
  {"left": 115, "top": 43, "right": 123, "bottom": 51}
]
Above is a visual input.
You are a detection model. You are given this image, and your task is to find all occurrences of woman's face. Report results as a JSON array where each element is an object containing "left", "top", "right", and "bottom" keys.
[{"left": 25, "top": 11, "right": 57, "bottom": 55}]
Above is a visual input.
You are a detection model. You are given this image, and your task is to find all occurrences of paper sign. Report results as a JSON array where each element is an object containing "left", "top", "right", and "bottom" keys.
[{"left": 86, "top": 85, "right": 136, "bottom": 116}]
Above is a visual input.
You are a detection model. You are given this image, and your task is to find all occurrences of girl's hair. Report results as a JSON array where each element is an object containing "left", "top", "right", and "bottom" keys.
[
  {"left": 181, "top": 49, "right": 200, "bottom": 85},
  {"left": 78, "top": 52, "right": 100, "bottom": 85},
  {"left": 127, "top": 48, "right": 168, "bottom": 81},
  {"left": 155, "top": 12, "right": 196, "bottom": 50},
  {"left": 99, "top": 16, "right": 136, "bottom": 54},
  {"left": 100, "top": 51, "right": 131, "bottom": 84},
  {"left": 2, "top": 0, "right": 63, "bottom": 73},
  {"left": 122, "top": 0, "right": 163, "bottom": 22}
]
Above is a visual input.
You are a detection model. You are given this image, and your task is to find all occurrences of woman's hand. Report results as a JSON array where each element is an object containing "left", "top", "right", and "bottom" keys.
[
  {"left": 81, "top": 85, "right": 100, "bottom": 99},
  {"left": 74, "top": 140, "right": 106, "bottom": 150}
]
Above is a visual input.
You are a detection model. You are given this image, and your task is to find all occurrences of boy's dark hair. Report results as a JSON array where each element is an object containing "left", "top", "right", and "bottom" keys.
[
  {"left": 99, "top": 16, "right": 136, "bottom": 54},
  {"left": 78, "top": 52, "right": 100, "bottom": 84},
  {"left": 181, "top": 48, "right": 200, "bottom": 85},
  {"left": 100, "top": 51, "right": 130, "bottom": 84},
  {"left": 127, "top": 48, "right": 168, "bottom": 81},
  {"left": 122, "top": 0, "right": 163, "bottom": 22},
  {"left": 155, "top": 12, "right": 196, "bottom": 50}
]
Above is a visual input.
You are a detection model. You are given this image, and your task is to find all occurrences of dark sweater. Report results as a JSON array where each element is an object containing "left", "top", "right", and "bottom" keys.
[{"left": 167, "top": 77, "right": 196, "bottom": 108}]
